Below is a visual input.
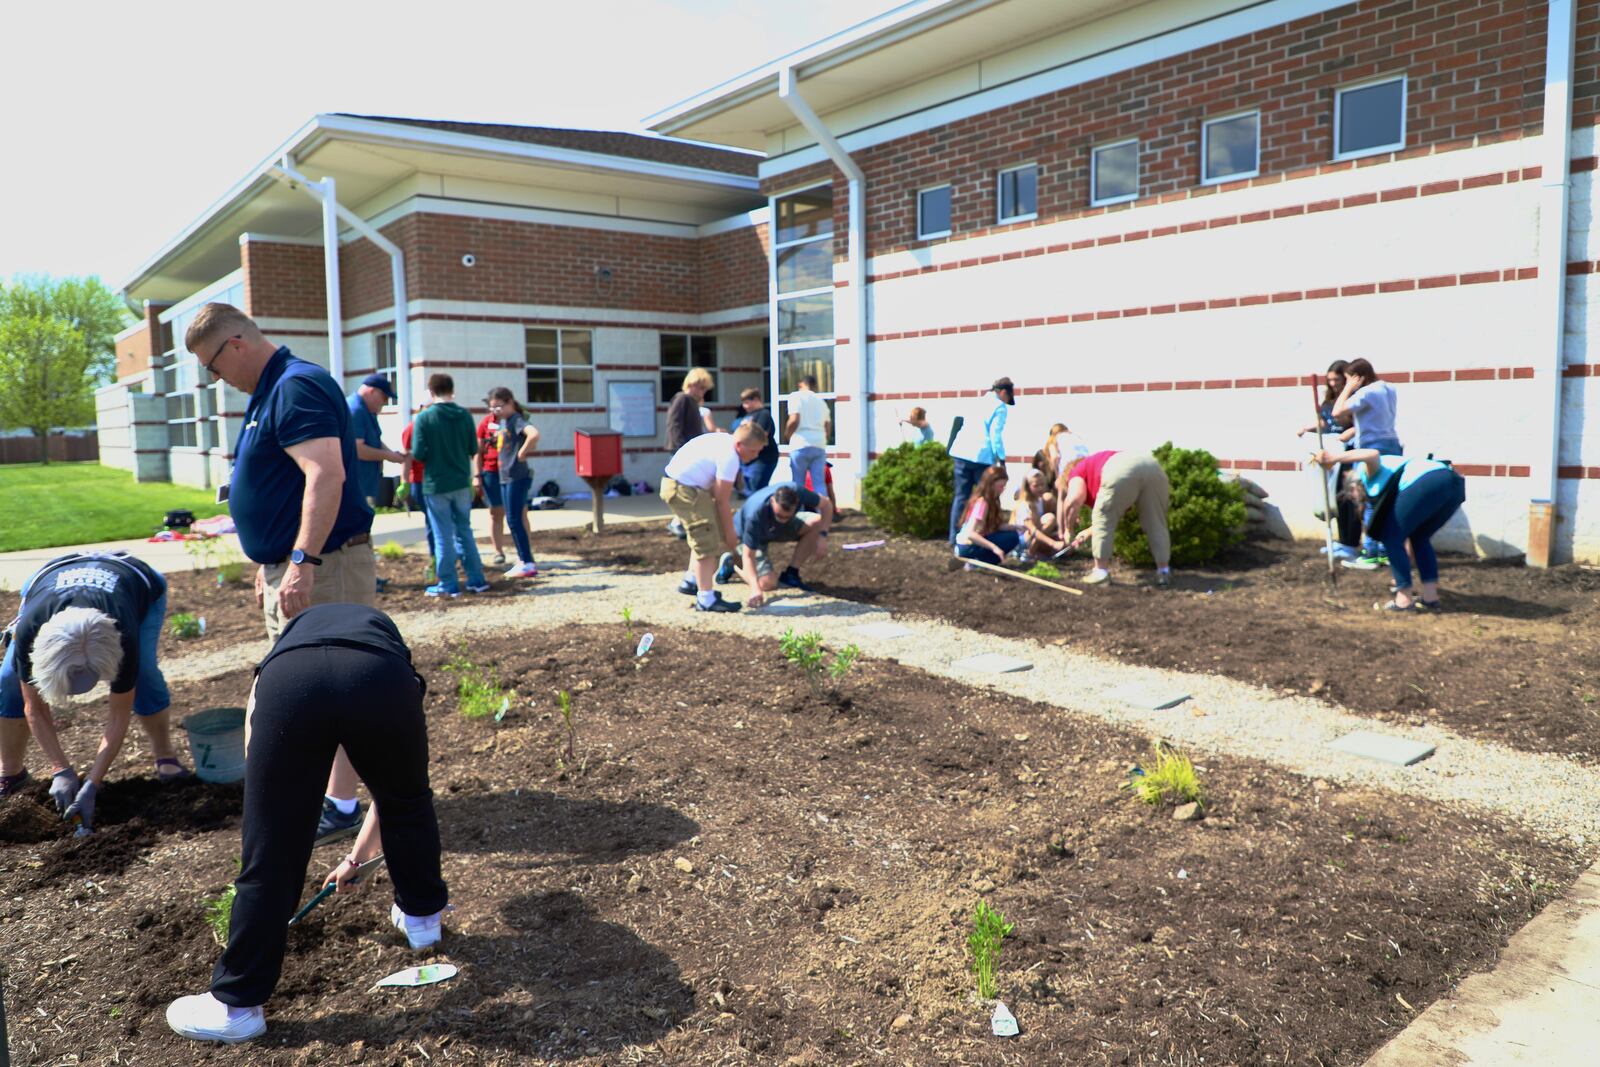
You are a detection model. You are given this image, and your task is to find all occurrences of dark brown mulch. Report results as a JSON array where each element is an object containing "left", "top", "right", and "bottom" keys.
[
  {"left": 0, "top": 625, "right": 1584, "bottom": 1066},
  {"left": 543, "top": 515, "right": 1600, "bottom": 763}
]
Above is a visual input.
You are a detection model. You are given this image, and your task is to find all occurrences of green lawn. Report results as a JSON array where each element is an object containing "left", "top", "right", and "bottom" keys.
[{"left": 0, "top": 463, "right": 228, "bottom": 553}]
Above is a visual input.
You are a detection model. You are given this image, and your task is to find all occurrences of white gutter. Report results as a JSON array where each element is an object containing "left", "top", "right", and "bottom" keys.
[
  {"left": 778, "top": 66, "right": 871, "bottom": 486},
  {"left": 1529, "top": 0, "right": 1577, "bottom": 567},
  {"left": 271, "top": 159, "right": 414, "bottom": 419}
]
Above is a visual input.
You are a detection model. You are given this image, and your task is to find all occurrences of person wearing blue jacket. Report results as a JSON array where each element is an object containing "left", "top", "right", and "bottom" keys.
[
  {"left": 946, "top": 376, "right": 1014, "bottom": 543},
  {"left": 1315, "top": 448, "right": 1465, "bottom": 612}
]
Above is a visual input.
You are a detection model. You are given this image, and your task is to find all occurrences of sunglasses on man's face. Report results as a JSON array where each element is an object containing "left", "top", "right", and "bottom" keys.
[{"left": 201, "top": 335, "right": 242, "bottom": 380}]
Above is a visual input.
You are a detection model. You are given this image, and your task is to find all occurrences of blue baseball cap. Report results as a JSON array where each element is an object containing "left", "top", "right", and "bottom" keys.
[{"left": 361, "top": 374, "right": 396, "bottom": 399}]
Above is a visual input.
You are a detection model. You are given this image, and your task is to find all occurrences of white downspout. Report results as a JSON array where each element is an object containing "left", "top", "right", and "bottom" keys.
[
  {"left": 778, "top": 66, "right": 870, "bottom": 488},
  {"left": 1529, "top": 0, "right": 1577, "bottom": 567},
  {"left": 271, "top": 160, "right": 413, "bottom": 419}
]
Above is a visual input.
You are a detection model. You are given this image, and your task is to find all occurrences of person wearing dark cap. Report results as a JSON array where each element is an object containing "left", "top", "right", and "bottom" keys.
[
  {"left": 348, "top": 373, "right": 408, "bottom": 510},
  {"left": 946, "top": 376, "right": 1015, "bottom": 543},
  {"left": 0, "top": 551, "right": 190, "bottom": 827}
]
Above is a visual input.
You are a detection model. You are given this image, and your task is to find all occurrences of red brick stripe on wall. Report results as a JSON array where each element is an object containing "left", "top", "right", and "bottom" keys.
[
  {"left": 341, "top": 313, "right": 767, "bottom": 339},
  {"left": 868, "top": 268, "right": 1538, "bottom": 343}
]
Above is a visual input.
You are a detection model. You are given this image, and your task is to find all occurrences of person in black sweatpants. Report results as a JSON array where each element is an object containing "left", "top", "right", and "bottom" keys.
[{"left": 167, "top": 603, "right": 448, "bottom": 1043}]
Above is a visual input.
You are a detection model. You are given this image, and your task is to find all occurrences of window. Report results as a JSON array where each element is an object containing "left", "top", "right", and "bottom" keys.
[
  {"left": 917, "top": 185, "right": 952, "bottom": 238},
  {"left": 166, "top": 354, "right": 199, "bottom": 448},
  {"left": 524, "top": 327, "right": 593, "bottom": 404},
  {"left": 771, "top": 185, "right": 837, "bottom": 446},
  {"left": 660, "top": 334, "right": 717, "bottom": 399},
  {"left": 997, "top": 164, "right": 1037, "bottom": 223},
  {"left": 374, "top": 330, "right": 397, "bottom": 379},
  {"left": 1201, "top": 112, "right": 1260, "bottom": 184},
  {"left": 1335, "top": 76, "right": 1406, "bottom": 160},
  {"left": 776, "top": 346, "right": 837, "bottom": 447},
  {"left": 1090, "top": 140, "right": 1139, "bottom": 206}
]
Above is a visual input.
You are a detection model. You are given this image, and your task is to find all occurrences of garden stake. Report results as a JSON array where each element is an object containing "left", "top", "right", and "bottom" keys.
[
  {"left": 288, "top": 854, "right": 386, "bottom": 927},
  {"left": 1310, "top": 377, "right": 1339, "bottom": 588},
  {"left": 965, "top": 557, "right": 1085, "bottom": 595}
]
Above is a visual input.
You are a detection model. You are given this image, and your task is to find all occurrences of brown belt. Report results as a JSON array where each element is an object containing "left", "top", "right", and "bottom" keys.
[{"left": 274, "top": 532, "right": 370, "bottom": 565}]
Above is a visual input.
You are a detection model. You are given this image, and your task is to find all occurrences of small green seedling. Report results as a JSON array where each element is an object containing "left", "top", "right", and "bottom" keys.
[
  {"left": 830, "top": 643, "right": 861, "bottom": 681},
  {"left": 1125, "top": 741, "right": 1205, "bottom": 810},
  {"left": 621, "top": 606, "right": 636, "bottom": 641},
  {"left": 1026, "top": 561, "right": 1061, "bottom": 581},
  {"left": 204, "top": 882, "right": 237, "bottom": 947},
  {"left": 442, "top": 645, "right": 515, "bottom": 721},
  {"left": 377, "top": 541, "right": 406, "bottom": 562},
  {"left": 557, "top": 690, "right": 576, "bottom": 762},
  {"left": 169, "top": 613, "right": 203, "bottom": 640},
  {"left": 967, "top": 900, "right": 1014, "bottom": 1000},
  {"left": 216, "top": 561, "right": 244, "bottom": 585},
  {"left": 780, "top": 629, "right": 861, "bottom": 691}
]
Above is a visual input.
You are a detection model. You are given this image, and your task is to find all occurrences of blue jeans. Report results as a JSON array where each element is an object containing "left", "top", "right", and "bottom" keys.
[
  {"left": 2, "top": 590, "right": 170, "bottom": 719},
  {"left": 423, "top": 488, "right": 486, "bottom": 591},
  {"left": 1360, "top": 438, "right": 1404, "bottom": 556},
  {"left": 742, "top": 458, "right": 777, "bottom": 495},
  {"left": 956, "top": 528, "right": 1021, "bottom": 566},
  {"left": 409, "top": 484, "right": 435, "bottom": 559},
  {"left": 949, "top": 458, "right": 987, "bottom": 543},
  {"left": 479, "top": 470, "right": 503, "bottom": 509},
  {"left": 1377, "top": 468, "right": 1466, "bottom": 591},
  {"left": 503, "top": 476, "right": 534, "bottom": 565},
  {"left": 790, "top": 447, "right": 827, "bottom": 499}
]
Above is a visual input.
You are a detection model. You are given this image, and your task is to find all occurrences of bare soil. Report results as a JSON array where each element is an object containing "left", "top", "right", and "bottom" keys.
[
  {"left": 544, "top": 516, "right": 1600, "bottom": 763},
  {"left": 0, "top": 625, "right": 1583, "bottom": 1066}
]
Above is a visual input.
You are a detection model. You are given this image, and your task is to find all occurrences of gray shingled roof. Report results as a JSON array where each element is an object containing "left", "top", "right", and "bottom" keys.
[{"left": 338, "top": 114, "right": 760, "bottom": 177}]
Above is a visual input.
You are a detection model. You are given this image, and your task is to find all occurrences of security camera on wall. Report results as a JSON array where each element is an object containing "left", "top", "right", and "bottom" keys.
[{"left": 461, "top": 254, "right": 476, "bottom": 267}]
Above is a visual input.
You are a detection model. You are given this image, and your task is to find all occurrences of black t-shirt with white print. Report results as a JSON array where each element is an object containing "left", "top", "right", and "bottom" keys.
[{"left": 11, "top": 553, "right": 165, "bottom": 695}]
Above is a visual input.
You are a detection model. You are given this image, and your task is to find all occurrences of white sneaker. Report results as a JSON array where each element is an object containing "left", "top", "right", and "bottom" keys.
[
  {"left": 166, "top": 992, "right": 266, "bottom": 1043},
  {"left": 390, "top": 903, "right": 444, "bottom": 949},
  {"left": 503, "top": 561, "right": 538, "bottom": 579},
  {"left": 1082, "top": 568, "right": 1112, "bottom": 585}
]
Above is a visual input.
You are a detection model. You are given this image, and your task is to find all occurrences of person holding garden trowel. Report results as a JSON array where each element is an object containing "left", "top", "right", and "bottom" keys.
[
  {"left": 167, "top": 602, "right": 448, "bottom": 1043},
  {"left": 0, "top": 551, "right": 191, "bottom": 830}
]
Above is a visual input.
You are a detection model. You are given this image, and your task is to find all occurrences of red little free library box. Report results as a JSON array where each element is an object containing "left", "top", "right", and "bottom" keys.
[{"left": 574, "top": 427, "right": 623, "bottom": 481}]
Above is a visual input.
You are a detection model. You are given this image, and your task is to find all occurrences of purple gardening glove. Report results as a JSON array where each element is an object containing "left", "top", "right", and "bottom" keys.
[
  {"left": 48, "top": 768, "right": 81, "bottom": 814},
  {"left": 64, "top": 780, "right": 97, "bottom": 833}
]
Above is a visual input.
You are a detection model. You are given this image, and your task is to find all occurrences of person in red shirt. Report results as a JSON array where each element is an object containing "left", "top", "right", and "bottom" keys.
[
  {"left": 399, "top": 420, "right": 433, "bottom": 560},
  {"left": 474, "top": 403, "right": 508, "bottom": 565},
  {"left": 1059, "top": 450, "right": 1172, "bottom": 587}
]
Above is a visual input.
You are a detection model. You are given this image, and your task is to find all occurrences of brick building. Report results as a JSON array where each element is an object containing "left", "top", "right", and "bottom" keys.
[{"left": 104, "top": 0, "right": 1600, "bottom": 561}]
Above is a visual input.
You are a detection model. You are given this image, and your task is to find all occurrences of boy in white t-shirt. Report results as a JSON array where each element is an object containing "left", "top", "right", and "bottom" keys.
[
  {"left": 784, "top": 375, "right": 832, "bottom": 505},
  {"left": 659, "top": 422, "right": 769, "bottom": 612}
]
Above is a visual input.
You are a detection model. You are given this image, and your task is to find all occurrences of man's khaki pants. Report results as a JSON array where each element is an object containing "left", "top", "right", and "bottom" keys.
[
  {"left": 261, "top": 542, "right": 377, "bottom": 641},
  {"left": 1090, "top": 453, "right": 1172, "bottom": 565}
]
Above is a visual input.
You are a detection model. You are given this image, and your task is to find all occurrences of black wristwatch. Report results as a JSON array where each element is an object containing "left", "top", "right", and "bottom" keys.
[{"left": 289, "top": 549, "right": 323, "bottom": 567}]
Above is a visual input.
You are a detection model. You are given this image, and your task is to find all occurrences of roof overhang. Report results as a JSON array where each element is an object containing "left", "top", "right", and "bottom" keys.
[
  {"left": 645, "top": 0, "right": 1151, "bottom": 152},
  {"left": 122, "top": 114, "right": 762, "bottom": 306}
]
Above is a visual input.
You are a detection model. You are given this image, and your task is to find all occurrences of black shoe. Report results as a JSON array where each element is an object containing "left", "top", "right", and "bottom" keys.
[
  {"left": 777, "top": 566, "right": 810, "bottom": 592},
  {"left": 694, "top": 591, "right": 742, "bottom": 613},
  {"left": 676, "top": 578, "right": 698, "bottom": 596},
  {"left": 715, "top": 553, "right": 736, "bottom": 584},
  {"left": 315, "top": 798, "right": 364, "bottom": 846}
]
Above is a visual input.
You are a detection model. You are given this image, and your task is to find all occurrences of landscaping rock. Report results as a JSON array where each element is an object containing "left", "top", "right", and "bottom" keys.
[
  {"left": 1328, "top": 730, "right": 1437, "bottom": 767},
  {"left": 1173, "top": 802, "right": 1203, "bottom": 822},
  {"left": 952, "top": 653, "right": 1033, "bottom": 674}
]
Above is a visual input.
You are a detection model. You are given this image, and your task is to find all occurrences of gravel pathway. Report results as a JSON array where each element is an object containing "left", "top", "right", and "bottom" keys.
[{"left": 156, "top": 555, "right": 1600, "bottom": 848}]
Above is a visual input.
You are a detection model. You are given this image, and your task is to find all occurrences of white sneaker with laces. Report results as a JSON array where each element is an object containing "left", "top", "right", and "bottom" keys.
[
  {"left": 166, "top": 992, "right": 266, "bottom": 1043},
  {"left": 391, "top": 903, "right": 444, "bottom": 949},
  {"left": 1082, "top": 568, "right": 1112, "bottom": 585}
]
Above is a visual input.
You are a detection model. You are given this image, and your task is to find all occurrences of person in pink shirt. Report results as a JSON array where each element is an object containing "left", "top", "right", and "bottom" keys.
[{"left": 1058, "top": 450, "right": 1172, "bottom": 586}]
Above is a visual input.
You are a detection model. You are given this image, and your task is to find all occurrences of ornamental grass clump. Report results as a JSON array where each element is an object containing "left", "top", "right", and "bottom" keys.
[
  {"left": 1125, "top": 741, "right": 1205, "bottom": 810},
  {"left": 442, "top": 645, "right": 514, "bottom": 721},
  {"left": 204, "top": 883, "right": 236, "bottom": 947},
  {"left": 967, "top": 900, "right": 1014, "bottom": 1000},
  {"left": 377, "top": 541, "right": 406, "bottom": 562}
]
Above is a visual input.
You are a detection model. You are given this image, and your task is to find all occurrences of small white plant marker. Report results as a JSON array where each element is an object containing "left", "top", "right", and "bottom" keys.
[
  {"left": 991, "top": 1001, "right": 1018, "bottom": 1037},
  {"left": 374, "top": 963, "right": 458, "bottom": 989},
  {"left": 636, "top": 633, "right": 654, "bottom": 657}
]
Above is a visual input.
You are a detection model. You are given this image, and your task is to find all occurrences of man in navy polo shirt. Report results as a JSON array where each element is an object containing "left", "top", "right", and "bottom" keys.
[
  {"left": 184, "top": 303, "right": 374, "bottom": 843},
  {"left": 347, "top": 373, "right": 408, "bottom": 509}
]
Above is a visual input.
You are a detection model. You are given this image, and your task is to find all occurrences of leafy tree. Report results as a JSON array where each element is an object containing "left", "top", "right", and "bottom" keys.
[
  {"left": 0, "top": 316, "right": 96, "bottom": 455},
  {"left": 0, "top": 275, "right": 129, "bottom": 384}
]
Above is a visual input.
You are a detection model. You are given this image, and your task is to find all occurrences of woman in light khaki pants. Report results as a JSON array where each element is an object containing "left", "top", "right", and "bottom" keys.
[{"left": 1059, "top": 450, "right": 1171, "bottom": 586}]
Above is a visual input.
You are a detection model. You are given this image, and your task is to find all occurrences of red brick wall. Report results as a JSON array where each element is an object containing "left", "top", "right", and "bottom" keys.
[
  {"left": 241, "top": 239, "right": 327, "bottom": 319},
  {"left": 697, "top": 222, "right": 769, "bottom": 313},
  {"left": 764, "top": 0, "right": 1549, "bottom": 258},
  {"left": 1578, "top": 0, "right": 1600, "bottom": 127},
  {"left": 339, "top": 216, "right": 420, "bottom": 320},
  {"left": 114, "top": 323, "right": 152, "bottom": 380}
]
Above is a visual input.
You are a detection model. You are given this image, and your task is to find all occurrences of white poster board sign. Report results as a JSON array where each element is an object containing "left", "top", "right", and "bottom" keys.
[{"left": 607, "top": 380, "right": 657, "bottom": 438}]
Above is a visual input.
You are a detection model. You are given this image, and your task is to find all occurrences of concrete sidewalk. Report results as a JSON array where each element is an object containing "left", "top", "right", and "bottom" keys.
[
  {"left": 0, "top": 494, "right": 669, "bottom": 588},
  {"left": 1364, "top": 858, "right": 1600, "bottom": 1065}
]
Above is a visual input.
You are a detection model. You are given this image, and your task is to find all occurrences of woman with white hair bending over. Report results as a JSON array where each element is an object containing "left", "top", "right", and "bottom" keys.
[{"left": 0, "top": 551, "right": 189, "bottom": 830}]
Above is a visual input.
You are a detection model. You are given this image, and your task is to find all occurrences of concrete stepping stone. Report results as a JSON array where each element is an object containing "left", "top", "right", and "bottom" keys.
[
  {"left": 759, "top": 601, "right": 806, "bottom": 613},
  {"left": 1327, "top": 729, "right": 1435, "bottom": 766},
  {"left": 851, "top": 622, "right": 914, "bottom": 640},
  {"left": 952, "top": 652, "right": 1033, "bottom": 674},
  {"left": 1102, "top": 683, "right": 1191, "bottom": 710}
]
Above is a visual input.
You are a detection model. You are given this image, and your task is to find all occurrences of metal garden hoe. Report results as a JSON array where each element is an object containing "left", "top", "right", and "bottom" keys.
[
  {"left": 1310, "top": 377, "right": 1339, "bottom": 589},
  {"left": 288, "top": 854, "right": 387, "bottom": 927}
]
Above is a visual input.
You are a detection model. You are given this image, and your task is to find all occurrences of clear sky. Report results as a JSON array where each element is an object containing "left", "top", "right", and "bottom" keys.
[{"left": 0, "top": 0, "right": 899, "bottom": 292}]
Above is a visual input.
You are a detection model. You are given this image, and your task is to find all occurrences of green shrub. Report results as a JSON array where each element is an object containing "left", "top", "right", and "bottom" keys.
[
  {"left": 862, "top": 441, "right": 954, "bottom": 539},
  {"left": 1112, "top": 442, "right": 1246, "bottom": 566},
  {"left": 169, "top": 612, "right": 203, "bottom": 639},
  {"left": 376, "top": 541, "right": 406, "bottom": 562}
]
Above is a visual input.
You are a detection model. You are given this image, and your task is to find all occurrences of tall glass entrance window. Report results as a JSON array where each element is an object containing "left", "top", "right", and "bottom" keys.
[{"left": 770, "top": 184, "right": 836, "bottom": 445}]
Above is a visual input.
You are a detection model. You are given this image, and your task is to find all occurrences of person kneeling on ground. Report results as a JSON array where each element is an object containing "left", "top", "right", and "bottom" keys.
[
  {"left": 716, "top": 482, "right": 834, "bottom": 607},
  {"left": 954, "top": 465, "right": 1021, "bottom": 567},
  {"left": 1059, "top": 450, "right": 1173, "bottom": 587},
  {"left": 660, "top": 421, "right": 769, "bottom": 612},
  {"left": 0, "top": 551, "right": 190, "bottom": 825},
  {"left": 1014, "top": 470, "right": 1066, "bottom": 559},
  {"left": 1314, "top": 448, "right": 1466, "bottom": 612},
  {"left": 167, "top": 602, "right": 448, "bottom": 1043}
]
